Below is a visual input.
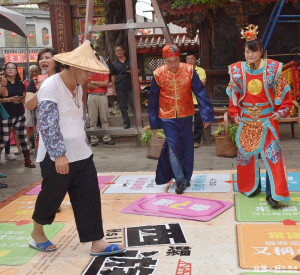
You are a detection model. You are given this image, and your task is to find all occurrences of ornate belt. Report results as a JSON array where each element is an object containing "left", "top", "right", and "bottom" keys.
[{"left": 239, "top": 106, "right": 264, "bottom": 153}]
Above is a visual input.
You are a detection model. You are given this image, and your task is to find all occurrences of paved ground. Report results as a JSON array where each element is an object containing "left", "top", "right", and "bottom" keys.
[
  {"left": 0, "top": 123, "right": 300, "bottom": 274},
  {"left": 1, "top": 123, "right": 299, "bottom": 203}
]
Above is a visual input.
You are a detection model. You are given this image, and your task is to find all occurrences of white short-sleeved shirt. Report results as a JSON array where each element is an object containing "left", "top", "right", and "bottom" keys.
[{"left": 36, "top": 73, "right": 92, "bottom": 163}]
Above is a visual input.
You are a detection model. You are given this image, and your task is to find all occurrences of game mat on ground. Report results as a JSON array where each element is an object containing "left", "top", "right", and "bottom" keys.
[
  {"left": 0, "top": 223, "right": 64, "bottom": 265},
  {"left": 237, "top": 224, "right": 300, "bottom": 270},
  {"left": 121, "top": 193, "right": 233, "bottom": 221},
  {"left": 1, "top": 170, "right": 288, "bottom": 274},
  {"left": 25, "top": 174, "right": 115, "bottom": 194},
  {"left": 168, "top": 173, "right": 231, "bottom": 193},
  {"left": 235, "top": 193, "right": 300, "bottom": 222},
  {"left": 0, "top": 195, "right": 73, "bottom": 222},
  {"left": 233, "top": 171, "right": 300, "bottom": 192},
  {"left": 104, "top": 174, "right": 167, "bottom": 194},
  {"left": 241, "top": 273, "right": 294, "bottom": 275}
]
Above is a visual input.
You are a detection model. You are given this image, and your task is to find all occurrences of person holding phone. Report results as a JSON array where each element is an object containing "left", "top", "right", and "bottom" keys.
[{"left": 0, "top": 62, "right": 35, "bottom": 168}]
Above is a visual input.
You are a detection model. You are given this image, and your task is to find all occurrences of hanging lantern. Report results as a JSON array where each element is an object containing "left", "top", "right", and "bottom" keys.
[
  {"left": 139, "top": 29, "right": 144, "bottom": 34},
  {"left": 96, "top": 36, "right": 99, "bottom": 40},
  {"left": 11, "top": 32, "right": 17, "bottom": 37},
  {"left": 91, "top": 34, "right": 94, "bottom": 37},
  {"left": 28, "top": 34, "right": 33, "bottom": 38},
  {"left": 45, "top": 34, "right": 50, "bottom": 39},
  {"left": 147, "top": 30, "right": 151, "bottom": 34}
]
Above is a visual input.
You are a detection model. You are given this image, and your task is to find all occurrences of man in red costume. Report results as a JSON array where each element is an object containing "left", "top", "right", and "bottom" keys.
[
  {"left": 148, "top": 44, "right": 214, "bottom": 194},
  {"left": 226, "top": 24, "right": 293, "bottom": 208}
]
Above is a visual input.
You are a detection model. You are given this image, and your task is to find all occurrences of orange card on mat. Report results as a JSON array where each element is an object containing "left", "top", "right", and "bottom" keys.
[
  {"left": 0, "top": 195, "right": 73, "bottom": 222},
  {"left": 237, "top": 224, "right": 300, "bottom": 271}
]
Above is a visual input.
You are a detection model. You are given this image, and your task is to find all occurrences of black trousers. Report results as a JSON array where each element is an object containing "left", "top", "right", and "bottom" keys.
[
  {"left": 193, "top": 111, "right": 204, "bottom": 143},
  {"left": 116, "top": 89, "right": 134, "bottom": 125},
  {"left": 32, "top": 154, "right": 104, "bottom": 243}
]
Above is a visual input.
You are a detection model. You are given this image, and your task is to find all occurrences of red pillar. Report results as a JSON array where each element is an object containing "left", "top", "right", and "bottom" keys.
[{"left": 49, "top": 0, "right": 73, "bottom": 52}]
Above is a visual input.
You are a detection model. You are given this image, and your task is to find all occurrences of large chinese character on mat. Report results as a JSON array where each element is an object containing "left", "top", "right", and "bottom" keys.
[
  {"left": 125, "top": 223, "right": 187, "bottom": 247},
  {"left": 83, "top": 250, "right": 159, "bottom": 275},
  {"left": 237, "top": 224, "right": 300, "bottom": 270}
]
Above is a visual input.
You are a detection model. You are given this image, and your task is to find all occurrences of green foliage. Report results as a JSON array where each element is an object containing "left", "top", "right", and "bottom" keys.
[
  {"left": 171, "top": 0, "right": 229, "bottom": 9},
  {"left": 140, "top": 129, "right": 165, "bottom": 146},
  {"left": 229, "top": 123, "right": 238, "bottom": 146}
]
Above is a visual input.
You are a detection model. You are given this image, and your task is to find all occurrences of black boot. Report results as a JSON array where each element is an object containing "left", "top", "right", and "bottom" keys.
[
  {"left": 23, "top": 150, "right": 36, "bottom": 168},
  {"left": 267, "top": 195, "right": 279, "bottom": 209},
  {"left": 175, "top": 182, "right": 186, "bottom": 194},
  {"left": 249, "top": 182, "right": 261, "bottom": 197},
  {"left": 30, "top": 134, "right": 35, "bottom": 149},
  {"left": 0, "top": 183, "right": 8, "bottom": 188}
]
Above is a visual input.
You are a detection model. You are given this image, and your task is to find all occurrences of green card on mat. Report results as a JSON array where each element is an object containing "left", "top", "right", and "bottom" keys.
[
  {"left": 242, "top": 273, "right": 294, "bottom": 275},
  {"left": 0, "top": 223, "right": 65, "bottom": 265},
  {"left": 235, "top": 193, "right": 300, "bottom": 222}
]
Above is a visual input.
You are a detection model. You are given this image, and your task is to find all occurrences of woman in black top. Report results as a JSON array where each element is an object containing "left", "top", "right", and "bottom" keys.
[{"left": 0, "top": 62, "right": 35, "bottom": 168}]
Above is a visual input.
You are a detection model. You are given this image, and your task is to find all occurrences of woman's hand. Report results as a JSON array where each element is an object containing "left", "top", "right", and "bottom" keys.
[
  {"left": 36, "top": 81, "right": 44, "bottom": 91},
  {"left": 0, "top": 77, "right": 7, "bottom": 87},
  {"left": 271, "top": 113, "right": 280, "bottom": 121},
  {"left": 235, "top": 117, "right": 242, "bottom": 125},
  {"left": 203, "top": 122, "right": 211, "bottom": 128},
  {"left": 55, "top": 155, "right": 69, "bottom": 175},
  {"left": 12, "top": 96, "right": 21, "bottom": 104}
]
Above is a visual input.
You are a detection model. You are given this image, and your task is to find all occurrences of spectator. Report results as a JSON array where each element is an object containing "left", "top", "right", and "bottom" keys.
[
  {"left": 0, "top": 62, "right": 35, "bottom": 168},
  {"left": 186, "top": 52, "right": 207, "bottom": 148},
  {"left": 25, "top": 48, "right": 61, "bottom": 111},
  {"left": 0, "top": 70, "right": 8, "bottom": 188},
  {"left": 87, "top": 53, "right": 115, "bottom": 146},
  {"left": 23, "top": 64, "right": 40, "bottom": 149},
  {"left": 110, "top": 45, "right": 134, "bottom": 129},
  {"left": 0, "top": 68, "right": 13, "bottom": 159}
]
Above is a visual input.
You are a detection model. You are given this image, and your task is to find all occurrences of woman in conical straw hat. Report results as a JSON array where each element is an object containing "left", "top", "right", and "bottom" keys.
[{"left": 29, "top": 41, "right": 125, "bottom": 256}]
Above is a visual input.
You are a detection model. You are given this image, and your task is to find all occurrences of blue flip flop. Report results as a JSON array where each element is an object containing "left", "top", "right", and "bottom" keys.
[
  {"left": 28, "top": 238, "right": 56, "bottom": 252},
  {"left": 0, "top": 172, "right": 7, "bottom": 178},
  {"left": 90, "top": 244, "right": 126, "bottom": 257}
]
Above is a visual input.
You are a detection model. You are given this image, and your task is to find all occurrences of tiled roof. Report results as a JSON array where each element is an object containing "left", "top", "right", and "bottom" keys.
[{"left": 136, "top": 33, "right": 199, "bottom": 53}]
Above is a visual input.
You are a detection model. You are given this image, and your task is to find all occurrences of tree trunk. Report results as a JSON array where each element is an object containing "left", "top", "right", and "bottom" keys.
[{"left": 98, "top": 0, "right": 128, "bottom": 62}]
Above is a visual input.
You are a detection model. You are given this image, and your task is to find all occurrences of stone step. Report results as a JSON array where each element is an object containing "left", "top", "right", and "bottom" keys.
[{"left": 86, "top": 127, "right": 138, "bottom": 137}]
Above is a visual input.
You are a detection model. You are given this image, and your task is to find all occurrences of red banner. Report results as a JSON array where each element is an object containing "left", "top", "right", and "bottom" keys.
[{"left": 4, "top": 53, "right": 38, "bottom": 64}]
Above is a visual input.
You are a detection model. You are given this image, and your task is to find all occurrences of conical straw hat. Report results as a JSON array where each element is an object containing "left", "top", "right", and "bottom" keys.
[{"left": 53, "top": 41, "right": 109, "bottom": 74}]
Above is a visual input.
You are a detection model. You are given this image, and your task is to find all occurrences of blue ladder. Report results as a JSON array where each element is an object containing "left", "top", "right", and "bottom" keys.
[{"left": 261, "top": 0, "right": 300, "bottom": 52}]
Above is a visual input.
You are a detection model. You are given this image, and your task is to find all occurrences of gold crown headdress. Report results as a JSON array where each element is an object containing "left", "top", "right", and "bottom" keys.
[{"left": 241, "top": 24, "right": 258, "bottom": 41}]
